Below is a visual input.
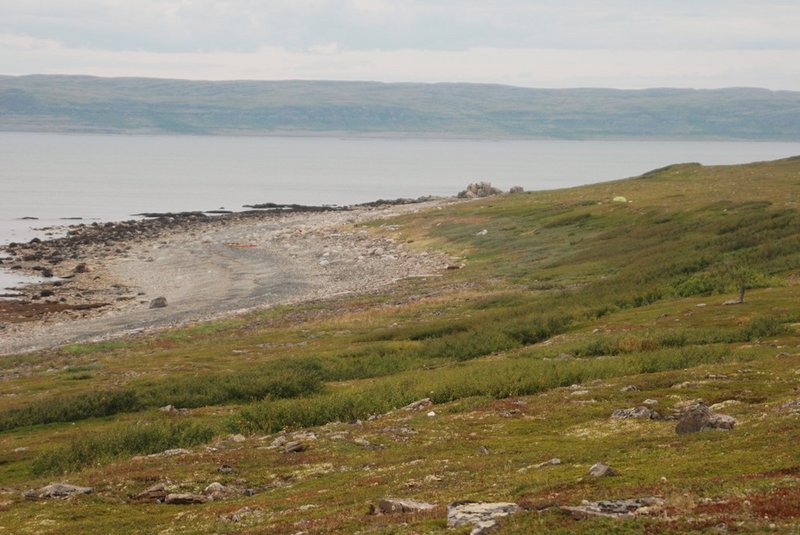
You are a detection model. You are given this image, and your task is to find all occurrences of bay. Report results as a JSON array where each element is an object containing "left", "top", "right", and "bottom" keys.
[{"left": 2, "top": 132, "right": 800, "bottom": 288}]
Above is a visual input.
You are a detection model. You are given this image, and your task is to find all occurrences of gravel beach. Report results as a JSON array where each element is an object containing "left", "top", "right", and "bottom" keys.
[{"left": 0, "top": 199, "right": 456, "bottom": 355}]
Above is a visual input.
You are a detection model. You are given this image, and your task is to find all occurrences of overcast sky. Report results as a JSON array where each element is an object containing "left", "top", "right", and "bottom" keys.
[{"left": 2, "top": 0, "right": 800, "bottom": 89}]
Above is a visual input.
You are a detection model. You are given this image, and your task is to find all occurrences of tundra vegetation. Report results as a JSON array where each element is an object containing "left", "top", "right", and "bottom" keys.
[{"left": 1, "top": 157, "right": 799, "bottom": 533}]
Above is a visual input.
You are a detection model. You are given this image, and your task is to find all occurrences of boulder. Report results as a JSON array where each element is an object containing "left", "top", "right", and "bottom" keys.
[
  {"left": 149, "top": 296, "right": 168, "bottom": 309},
  {"left": 535, "top": 458, "right": 562, "bottom": 469},
  {"left": 610, "top": 406, "right": 662, "bottom": 420},
  {"left": 588, "top": 462, "right": 617, "bottom": 477},
  {"left": 283, "top": 441, "right": 307, "bottom": 453},
  {"left": 447, "top": 501, "right": 520, "bottom": 535},
  {"left": 203, "top": 482, "right": 229, "bottom": 500},
  {"left": 133, "top": 483, "right": 168, "bottom": 502},
  {"left": 457, "top": 182, "right": 502, "bottom": 199},
  {"left": 676, "top": 403, "right": 736, "bottom": 434},
  {"left": 164, "top": 493, "right": 206, "bottom": 505},
  {"left": 25, "top": 483, "right": 93, "bottom": 500},
  {"left": 402, "top": 398, "right": 432, "bottom": 411},
  {"left": 509, "top": 186, "right": 525, "bottom": 194},
  {"left": 376, "top": 498, "right": 436, "bottom": 514}
]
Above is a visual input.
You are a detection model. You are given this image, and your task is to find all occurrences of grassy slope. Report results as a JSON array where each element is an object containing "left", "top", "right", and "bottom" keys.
[
  {"left": 0, "top": 157, "right": 799, "bottom": 533},
  {"left": 3, "top": 75, "right": 800, "bottom": 139}
]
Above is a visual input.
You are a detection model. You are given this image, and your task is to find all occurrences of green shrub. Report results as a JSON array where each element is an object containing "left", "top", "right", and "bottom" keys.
[{"left": 31, "top": 421, "right": 215, "bottom": 475}]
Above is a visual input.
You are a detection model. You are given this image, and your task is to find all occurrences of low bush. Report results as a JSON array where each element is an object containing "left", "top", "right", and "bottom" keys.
[{"left": 31, "top": 420, "right": 215, "bottom": 475}]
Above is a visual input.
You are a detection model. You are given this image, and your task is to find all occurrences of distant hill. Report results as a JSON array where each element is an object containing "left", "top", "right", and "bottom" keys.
[{"left": 1, "top": 75, "right": 800, "bottom": 140}]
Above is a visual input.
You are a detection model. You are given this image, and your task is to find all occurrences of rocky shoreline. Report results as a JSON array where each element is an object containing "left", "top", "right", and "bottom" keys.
[{"left": 0, "top": 197, "right": 456, "bottom": 355}]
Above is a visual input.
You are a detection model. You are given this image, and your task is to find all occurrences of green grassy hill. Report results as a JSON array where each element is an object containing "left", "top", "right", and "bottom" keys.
[
  {"left": 0, "top": 157, "right": 799, "bottom": 533},
  {"left": 2, "top": 75, "right": 800, "bottom": 139}
]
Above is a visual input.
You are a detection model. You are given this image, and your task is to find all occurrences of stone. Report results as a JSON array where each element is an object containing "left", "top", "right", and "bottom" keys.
[
  {"left": 535, "top": 458, "right": 562, "bottom": 469},
  {"left": 457, "top": 182, "right": 502, "bottom": 199},
  {"left": 610, "top": 406, "right": 662, "bottom": 420},
  {"left": 73, "top": 263, "right": 90, "bottom": 273},
  {"left": 283, "top": 441, "right": 307, "bottom": 453},
  {"left": 376, "top": 498, "right": 436, "bottom": 514},
  {"left": 164, "top": 493, "right": 207, "bottom": 505},
  {"left": 133, "top": 483, "right": 168, "bottom": 502},
  {"left": 676, "top": 403, "right": 736, "bottom": 434},
  {"left": 148, "top": 448, "right": 190, "bottom": 457},
  {"left": 25, "top": 483, "right": 93, "bottom": 500},
  {"left": 780, "top": 399, "right": 800, "bottom": 414},
  {"left": 509, "top": 186, "right": 525, "bottom": 194},
  {"left": 563, "top": 497, "right": 664, "bottom": 519},
  {"left": 218, "top": 464, "right": 235, "bottom": 474},
  {"left": 203, "top": 482, "right": 229, "bottom": 500},
  {"left": 403, "top": 398, "right": 433, "bottom": 411},
  {"left": 447, "top": 501, "right": 520, "bottom": 535},
  {"left": 228, "top": 434, "right": 246, "bottom": 443},
  {"left": 149, "top": 296, "right": 168, "bottom": 309},
  {"left": 588, "top": 462, "right": 617, "bottom": 477}
]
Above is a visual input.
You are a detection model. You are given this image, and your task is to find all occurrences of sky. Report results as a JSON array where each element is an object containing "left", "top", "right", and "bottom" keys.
[{"left": 1, "top": 0, "right": 800, "bottom": 89}]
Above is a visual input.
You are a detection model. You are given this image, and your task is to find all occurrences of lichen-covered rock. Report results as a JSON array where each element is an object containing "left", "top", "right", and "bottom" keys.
[
  {"left": 610, "top": 406, "right": 662, "bottom": 420},
  {"left": 588, "top": 462, "right": 617, "bottom": 477},
  {"left": 24, "top": 483, "right": 93, "bottom": 500},
  {"left": 457, "top": 182, "right": 502, "bottom": 199},
  {"left": 563, "top": 497, "right": 664, "bottom": 519},
  {"left": 447, "top": 501, "right": 520, "bottom": 534},
  {"left": 376, "top": 498, "right": 435, "bottom": 514},
  {"left": 676, "top": 403, "right": 736, "bottom": 434},
  {"left": 164, "top": 493, "right": 206, "bottom": 505}
]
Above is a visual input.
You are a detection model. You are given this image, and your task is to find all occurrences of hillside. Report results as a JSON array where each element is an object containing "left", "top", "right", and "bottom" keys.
[
  {"left": 2, "top": 75, "right": 800, "bottom": 139},
  {"left": 0, "top": 157, "right": 799, "bottom": 533}
]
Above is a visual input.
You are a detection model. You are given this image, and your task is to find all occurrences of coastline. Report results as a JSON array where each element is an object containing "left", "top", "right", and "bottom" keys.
[{"left": 0, "top": 199, "right": 456, "bottom": 355}]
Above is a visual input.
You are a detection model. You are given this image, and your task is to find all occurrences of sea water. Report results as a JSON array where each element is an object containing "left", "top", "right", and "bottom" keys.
[{"left": 2, "top": 132, "right": 799, "bottom": 288}]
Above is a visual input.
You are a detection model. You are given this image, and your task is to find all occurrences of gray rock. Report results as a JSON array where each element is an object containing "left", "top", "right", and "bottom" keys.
[
  {"left": 781, "top": 399, "right": 800, "bottom": 414},
  {"left": 402, "top": 398, "right": 433, "bottom": 411},
  {"left": 447, "top": 501, "right": 520, "bottom": 534},
  {"left": 610, "top": 406, "right": 662, "bottom": 420},
  {"left": 283, "top": 441, "right": 307, "bottom": 453},
  {"left": 563, "top": 497, "right": 664, "bottom": 519},
  {"left": 376, "top": 498, "right": 436, "bottom": 514},
  {"left": 457, "top": 182, "right": 502, "bottom": 199},
  {"left": 203, "top": 482, "right": 228, "bottom": 500},
  {"left": 25, "top": 483, "right": 93, "bottom": 499},
  {"left": 133, "top": 483, "right": 168, "bottom": 502},
  {"left": 588, "top": 462, "right": 617, "bottom": 477},
  {"left": 164, "top": 493, "right": 207, "bottom": 505},
  {"left": 676, "top": 403, "right": 736, "bottom": 434},
  {"left": 149, "top": 296, "right": 168, "bottom": 309},
  {"left": 509, "top": 186, "right": 525, "bottom": 194},
  {"left": 535, "top": 457, "right": 562, "bottom": 469}
]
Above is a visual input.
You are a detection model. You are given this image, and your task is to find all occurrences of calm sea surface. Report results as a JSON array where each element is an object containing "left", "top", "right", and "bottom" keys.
[{"left": 2, "top": 132, "right": 800, "bottom": 288}]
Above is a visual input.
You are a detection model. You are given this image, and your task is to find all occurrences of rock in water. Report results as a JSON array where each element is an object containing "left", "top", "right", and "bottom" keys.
[
  {"left": 588, "top": 462, "right": 617, "bottom": 477},
  {"left": 447, "top": 501, "right": 520, "bottom": 534},
  {"left": 149, "top": 296, "right": 168, "bottom": 309},
  {"left": 376, "top": 498, "right": 436, "bottom": 514}
]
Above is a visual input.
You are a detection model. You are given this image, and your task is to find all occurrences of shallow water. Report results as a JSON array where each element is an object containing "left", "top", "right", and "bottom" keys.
[{"left": 2, "top": 132, "right": 799, "bottom": 288}]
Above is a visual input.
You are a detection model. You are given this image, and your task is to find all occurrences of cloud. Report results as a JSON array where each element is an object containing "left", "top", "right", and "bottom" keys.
[
  {"left": 2, "top": 33, "right": 799, "bottom": 89},
  {"left": 1, "top": 1, "right": 799, "bottom": 88}
]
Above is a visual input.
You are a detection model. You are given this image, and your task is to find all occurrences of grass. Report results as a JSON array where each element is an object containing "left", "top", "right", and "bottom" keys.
[{"left": 1, "top": 156, "right": 799, "bottom": 533}]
